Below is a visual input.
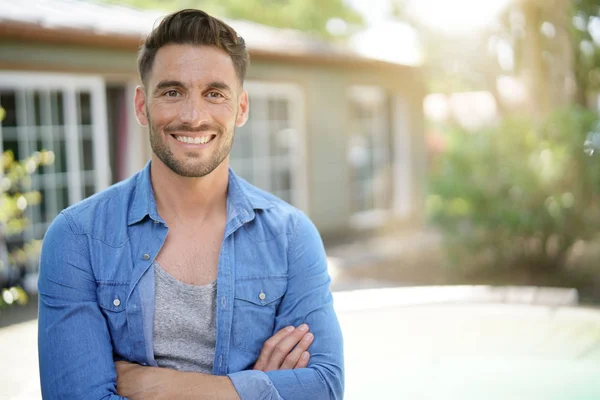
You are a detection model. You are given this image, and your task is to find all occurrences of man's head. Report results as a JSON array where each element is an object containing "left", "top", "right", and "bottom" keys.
[{"left": 134, "top": 9, "right": 250, "bottom": 178}]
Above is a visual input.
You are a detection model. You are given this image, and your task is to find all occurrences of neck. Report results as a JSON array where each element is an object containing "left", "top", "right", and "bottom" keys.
[{"left": 150, "top": 155, "right": 229, "bottom": 224}]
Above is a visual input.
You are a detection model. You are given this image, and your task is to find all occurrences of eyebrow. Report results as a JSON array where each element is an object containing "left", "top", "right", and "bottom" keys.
[
  {"left": 206, "top": 81, "right": 232, "bottom": 94},
  {"left": 152, "top": 80, "right": 233, "bottom": 96},
  {"left": 153, "top": 80, "right": 186, "bottom": 96}
]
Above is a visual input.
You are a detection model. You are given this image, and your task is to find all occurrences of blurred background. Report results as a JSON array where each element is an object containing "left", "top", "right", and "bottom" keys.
[{"left": 2, "top": 0, "right": 600, "bottom": 399}]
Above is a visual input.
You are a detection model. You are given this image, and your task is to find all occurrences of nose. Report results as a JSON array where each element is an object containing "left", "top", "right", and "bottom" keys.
[{"left": 179, "top": 95, "right": 208, "bottom": 127}]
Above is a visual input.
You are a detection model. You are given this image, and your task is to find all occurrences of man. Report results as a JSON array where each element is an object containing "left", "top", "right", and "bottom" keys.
[{"left": 38, "top": 9, "right": 343, "bottom": 400}]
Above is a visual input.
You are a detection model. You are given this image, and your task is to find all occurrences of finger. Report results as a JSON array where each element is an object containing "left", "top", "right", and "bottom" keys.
[
  {"left": 294, "top": 352, "right": 310, "bottom": 369},
  {"left": 280, "top": 333, "right": 314, "bottom": 370},
  {"left": 265, "top": 324, "right": 309, "bottom": 370},
  {"left": 253, "top": 326, "right": 294, "bottom": 371}
]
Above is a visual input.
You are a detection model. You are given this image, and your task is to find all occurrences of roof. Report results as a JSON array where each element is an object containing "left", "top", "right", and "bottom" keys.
[{"left": 0, "top": 0, "right": 414, "bottom": 68}]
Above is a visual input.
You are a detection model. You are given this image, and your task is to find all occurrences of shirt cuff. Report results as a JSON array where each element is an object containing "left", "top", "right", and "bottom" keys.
[{"left": 228, "top": 369, "right": 281, "bottom": 400}]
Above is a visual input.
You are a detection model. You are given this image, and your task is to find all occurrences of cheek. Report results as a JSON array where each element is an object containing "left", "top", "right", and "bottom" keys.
[
  {"left": 210, "top": 102, "right": 235, "bottom": 118},
  {"left": 149, "top": 104, "right": 178, "bottom": 127}
]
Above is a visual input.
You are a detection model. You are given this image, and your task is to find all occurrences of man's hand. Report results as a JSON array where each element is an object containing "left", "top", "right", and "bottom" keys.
[{"left": 253, "top": 324, "right": 314, "bottom": 372}]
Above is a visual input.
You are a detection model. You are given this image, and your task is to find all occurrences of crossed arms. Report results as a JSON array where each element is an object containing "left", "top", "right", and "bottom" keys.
[
  {"left": 116, "top": 324, "right": 314, "bottom": 399},
  {"left": 38, "top": 211, "right": 344, "bottom": 399}
]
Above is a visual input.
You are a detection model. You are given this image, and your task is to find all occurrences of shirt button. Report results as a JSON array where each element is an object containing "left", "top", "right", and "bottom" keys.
[
  {"left": 259, "top": 292, "right": 266, "bottom": 301},
  {"left": 142, "top": 254, "right": 150, "bottom": 261},
  {"left": 113, "top": 298, "right": 121, "bottom": 307}
]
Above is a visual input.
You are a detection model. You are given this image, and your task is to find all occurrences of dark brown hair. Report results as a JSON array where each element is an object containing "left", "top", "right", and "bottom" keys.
[{"left": 138, "top": 9, "right": 249, "bottom": 86}]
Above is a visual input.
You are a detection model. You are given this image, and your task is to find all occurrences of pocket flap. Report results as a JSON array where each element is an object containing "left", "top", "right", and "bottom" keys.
[
  {"left": 97, "top": 284, "right": 129, "bottom": 312},
  {"left": 234, "top": 277, "right": 287, "bottom": 306}
]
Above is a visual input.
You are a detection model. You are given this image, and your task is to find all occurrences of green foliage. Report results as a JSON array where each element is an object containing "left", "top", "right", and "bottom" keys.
[
  {"left": 571, "top": 0, "right": 600, "bottom": 102},
  {"left": 100, "top": 0, "right": 363, "bottom": 38},
  {"left": 428, "top": 107, "right": 600, "bottom": 273},
  {"left": 0, "top": 287, "right": 28, "bottom": 308},
  {"left": 0, "top": 107, "right": 54, "bottom": 309}
]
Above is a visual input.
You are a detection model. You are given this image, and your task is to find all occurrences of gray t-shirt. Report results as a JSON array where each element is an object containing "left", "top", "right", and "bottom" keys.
[{"left": 153, "top": 261, "right": 217, "bottom": 373}]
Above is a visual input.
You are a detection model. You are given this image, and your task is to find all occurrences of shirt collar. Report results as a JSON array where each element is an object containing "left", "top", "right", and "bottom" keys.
[{"left": 127, "top": 161, "right": 273, "bottom": 226}]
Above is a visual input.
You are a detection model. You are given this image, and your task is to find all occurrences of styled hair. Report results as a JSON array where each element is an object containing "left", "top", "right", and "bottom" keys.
[{"left": 138, "top": 9, "right": 249, "bottom": 85}]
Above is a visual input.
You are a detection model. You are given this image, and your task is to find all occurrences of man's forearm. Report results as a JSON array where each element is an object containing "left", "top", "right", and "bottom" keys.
[
  {"left": 116, "top": 362, "right": 240, "bottom": 400},
  {"left": 171, "top": 371, "right": 240, "bottom": 400}
]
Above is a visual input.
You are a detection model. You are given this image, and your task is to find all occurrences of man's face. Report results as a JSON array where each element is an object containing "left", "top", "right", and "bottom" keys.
[{"left": 134, "top": 44, "right": 249, "bottom": 178}]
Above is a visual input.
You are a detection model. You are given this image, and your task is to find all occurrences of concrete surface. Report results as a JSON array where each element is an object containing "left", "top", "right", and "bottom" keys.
[{"left": 2, "top": 286, "right": 600, "bottom": 400}]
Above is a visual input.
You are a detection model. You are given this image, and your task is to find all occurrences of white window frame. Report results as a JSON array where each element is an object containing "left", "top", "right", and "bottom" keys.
[
  {"left": 392, "top": 95, "right": 413, "bottom": 218},
  {"left": 234, "top": 81, "right": 309, "bottom": 213},
  {"left": 0, "top": 71, "right": 110, "bottom": 240}
]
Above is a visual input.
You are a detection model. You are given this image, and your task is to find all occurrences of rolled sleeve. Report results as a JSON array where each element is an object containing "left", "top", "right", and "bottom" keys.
[{"left": 228, "top": 370, "right": 281, "bottom": 400}]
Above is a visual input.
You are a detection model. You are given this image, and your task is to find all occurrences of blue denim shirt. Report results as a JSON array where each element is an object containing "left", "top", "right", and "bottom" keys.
[{"left": 38, "top": 161, "right": 344, "bottom": 400}]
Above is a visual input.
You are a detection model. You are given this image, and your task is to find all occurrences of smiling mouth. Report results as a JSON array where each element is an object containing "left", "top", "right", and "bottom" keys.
[{"left": 172, "top": 134, "right": 216, "bottom": 144}]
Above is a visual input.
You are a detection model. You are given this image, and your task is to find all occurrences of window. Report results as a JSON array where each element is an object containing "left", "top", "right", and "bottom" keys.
[
  {"left": 347, "top": 86, "right": 394, "bottom": 226},
  {"left": 229, "top": 82, "right": 307, "bottom": 211},
  {"left": 0, "top": 72, "right": 110, "bottom": 244}
]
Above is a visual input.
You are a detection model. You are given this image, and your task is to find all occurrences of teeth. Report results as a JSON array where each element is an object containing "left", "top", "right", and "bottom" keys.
[{"left": 176, "top": 136, "right": 211, "bottom": 144}]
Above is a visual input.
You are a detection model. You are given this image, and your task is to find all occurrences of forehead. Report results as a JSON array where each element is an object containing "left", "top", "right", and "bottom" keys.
[{"left": 148, "top": 44, "right": 237, "bottom": 87}]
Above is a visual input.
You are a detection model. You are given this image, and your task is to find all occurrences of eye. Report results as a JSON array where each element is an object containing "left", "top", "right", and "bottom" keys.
[
  {"left": 206, "top": 91, "right": 225, "bottom": 99},
  {"left": 164, "top": 90, "right": 180, "bottom": 98}
]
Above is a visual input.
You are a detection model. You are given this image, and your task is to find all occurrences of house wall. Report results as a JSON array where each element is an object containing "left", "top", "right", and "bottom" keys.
[
  {"left": 247, "top": 60, "right": 426, "bottom": 239},
  {"left": 0, "top": 39, "right": 425, "bottom": 240}
]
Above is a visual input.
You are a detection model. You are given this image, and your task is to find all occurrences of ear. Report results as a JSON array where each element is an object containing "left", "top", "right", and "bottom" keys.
[
  {"left": 134, "top": 86, "right": 149, "bottom": 127},
  {"left": 235, "top": 89, "right": 249, "bottom": 127}
]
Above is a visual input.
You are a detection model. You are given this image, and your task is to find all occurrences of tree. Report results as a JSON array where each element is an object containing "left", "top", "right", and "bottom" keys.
[
  {"left": 0, "top": 106, "right": 54, "bottom": 310},
  {"left": 428, "top": 107, "right": 600, "bottom": 274},
  {"left": 396, "top": 0, "right": 599, "bottom": 118},
  {"left": 100, "top": 0, "right": 364, "bottom": 38},
  {"left": 571, "top": 0, "right": 600, "bottom": 106}
]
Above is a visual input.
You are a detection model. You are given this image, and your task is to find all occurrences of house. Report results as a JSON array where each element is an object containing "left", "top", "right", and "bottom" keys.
[{"left": 0, "top": 0, "right": 425, "bottom": 258}]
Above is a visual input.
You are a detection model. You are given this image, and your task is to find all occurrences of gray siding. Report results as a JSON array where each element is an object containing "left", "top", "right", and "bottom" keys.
[{"left": 0, "top": 41, "right": 425, "bottom": 238}]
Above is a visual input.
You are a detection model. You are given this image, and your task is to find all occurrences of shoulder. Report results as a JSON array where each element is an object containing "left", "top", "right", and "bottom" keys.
[
  {"left": 234, "top": 173, "right": 307, "bottom": 229},
  {"left": 54, "top": 172, "right": 139, "bottom": 244},
  {"left": 234, "top": 174, "right": 320, "bottom": 248}
]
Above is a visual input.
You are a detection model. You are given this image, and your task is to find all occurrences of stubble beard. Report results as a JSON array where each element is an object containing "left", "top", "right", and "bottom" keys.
[{"left": 147, "top": 112, "right": 235, "bottom": 178}]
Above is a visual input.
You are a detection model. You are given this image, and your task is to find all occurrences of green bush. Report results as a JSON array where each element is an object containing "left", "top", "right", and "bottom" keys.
[
  {"left": 0, "top": 106, "right": 53, "bottom": 310},
  {"left": 427, "top": 107, "right": 600, "bottom": 273}
]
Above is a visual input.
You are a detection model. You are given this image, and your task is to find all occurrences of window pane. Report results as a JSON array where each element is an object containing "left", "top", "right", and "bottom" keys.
[
  {"left": 84, "top": 184, "right": 95, "bottom": 199},
  {"left": 50, "top": 91, "right": 65, "bottom": 126},
  {"left": 0, "top": 91, "right": 17, "bottom": 127},
  {"left": 269, "top": 123, "right": 294, "bottom": 158},
  {"left": 230, "top": 158, "right": 254, "bottom": 183},
  {"left": 268, "top": 98, "right": 288, "bottom": 122},
  {"left": 348, "top": 87, "right": 390, "bottom": 214},
  {"left": 3, "top": 138, "right": 20, "bottom": 160},
  {"left": 39, "top": 187, "right": 53, "bottom": 223},
  {"left": 81, "top": 138, "right": 94, "bottom": 171},
  {"left": 231, "top": 124, "right": 254, "bottom": 160},
  {"left": 271, "top": 166, "right": 291, "bottom": 193},
  {"left": 78, "top": 92, "right": 92, "bottom": 125},
  {"left": 54, "top": 138, "right": 67, "bottom": 173},
  {"left": 58, "top": 186, "right": 69, "bottom": 210},
  {"left": 231, "top": 85, "right": 302, "bottom": 207},
  {"left": 34, "top": 92, "right": 43, "bottom": 127}
]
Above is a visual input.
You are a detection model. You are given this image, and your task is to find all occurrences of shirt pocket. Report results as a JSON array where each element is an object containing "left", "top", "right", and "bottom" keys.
[
  {"left": 231, "top": 277, "right": 287, "bottom": 355},
  {"left": 96, "top": 283, "right": 130, "bottom": 354}
]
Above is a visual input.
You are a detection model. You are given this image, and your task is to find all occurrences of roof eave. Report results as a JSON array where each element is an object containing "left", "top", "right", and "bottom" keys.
[{"left": 0, "top": 20, "right": 412, "bottom": 71}]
